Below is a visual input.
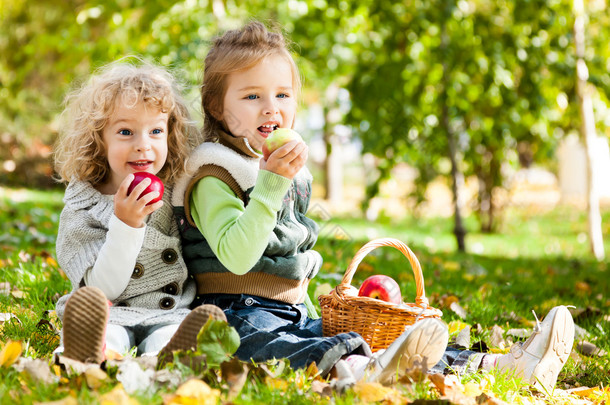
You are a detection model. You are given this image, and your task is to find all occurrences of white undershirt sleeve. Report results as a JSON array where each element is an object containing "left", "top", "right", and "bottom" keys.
[{"left": 83, "top": 214, "right": 146, "bottom": 301}]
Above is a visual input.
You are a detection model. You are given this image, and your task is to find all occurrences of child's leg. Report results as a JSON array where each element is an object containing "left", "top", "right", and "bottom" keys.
[
  {"left": 62, "top": 286, "right": 109, "bottom": 363},
  {"left": 346, "top": 318, "right": 449, "bottom": 384},
  {"left": 481, "top": 306, "right": 574, "bottom": 393},
  {"left": 154, "top": 304, "right": 227, "bottom": 367},
  {"left": 105, "top": 324, "right": 134, "bottom": 355}
]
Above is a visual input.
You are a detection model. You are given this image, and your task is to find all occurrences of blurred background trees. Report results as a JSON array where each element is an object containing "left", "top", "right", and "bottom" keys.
[{"left": 1, "top": 0, "right": 609, "bottom": 254}]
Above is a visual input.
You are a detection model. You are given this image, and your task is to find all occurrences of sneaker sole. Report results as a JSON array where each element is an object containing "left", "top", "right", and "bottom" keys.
[
  {"left": 157, "top": 304, "right": 226, "bottom": 366},
  {"left": 377, "top": 318, "right": 448, "bottom": 383},
  {"left": 62, "top": 287, "right": 108, "bottom": 364},
  {"left": 531, "top": 306, "right": 574, "bottom": 393}
]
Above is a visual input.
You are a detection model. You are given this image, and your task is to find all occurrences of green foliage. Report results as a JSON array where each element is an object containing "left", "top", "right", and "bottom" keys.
[{"left": 195, "top": 318, "right": 241, "bottom": 367}]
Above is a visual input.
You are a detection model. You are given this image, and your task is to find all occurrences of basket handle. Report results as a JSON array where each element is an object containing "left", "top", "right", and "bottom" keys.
[{"left": 341, "top": 238, "right": 430, "bottom": 307}]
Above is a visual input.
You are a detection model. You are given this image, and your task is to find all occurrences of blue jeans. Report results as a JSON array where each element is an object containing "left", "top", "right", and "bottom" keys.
[
  {"left": 193, "top": 294, "right": 485, "bottom": 376},
  {"left": 193, "top": 294, "right": 371, "bottom": 375}
]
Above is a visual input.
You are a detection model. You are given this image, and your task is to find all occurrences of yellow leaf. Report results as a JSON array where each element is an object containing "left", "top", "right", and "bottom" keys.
[
  {"left": 45, "top": 256, "right": 58, "bottom": 267},
  {"left": 265, "top": 376, "right": 288, "bottom": 390},
  {"left": 444, "top": 261, "right": 460, "bottom": 271},
  {"left": 11, "top": 290, "right": 25, "bottom": 299},
  {"left": 166, "top": 379, "right": 220, "bottom": 405},
  {"left": 99, "top": 385, "right": 139, "bottom": 405},
  {"left": 0, "top": 340, "right": 22, "bottom": 367},
  {"left": 447, "top": 320, "right": 469, "bottom": 335},
  {"left": 85, "top": 367, "right": 108, "bottom": 389},
  {"left": 463, "top": 382, "right": 482, "bottom": 397},
  {"left": 353, "top": 381, "right": 395, "bottom": 402}
]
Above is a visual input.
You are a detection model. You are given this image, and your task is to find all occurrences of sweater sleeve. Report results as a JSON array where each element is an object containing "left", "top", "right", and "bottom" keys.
[
  {"left": 83, "top": 214, "right": 146, "bottom": 300},
  {"left": 190, "top": 170, "right": 291, "bottom": 275}
]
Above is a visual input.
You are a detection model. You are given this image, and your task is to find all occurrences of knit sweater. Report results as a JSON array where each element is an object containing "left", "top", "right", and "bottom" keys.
[
  {"left": 55, "top": 180, "right": 195, "bottom": 327},
  {"left": 172, "top": 131, "right": 322, "bottom": 305}
]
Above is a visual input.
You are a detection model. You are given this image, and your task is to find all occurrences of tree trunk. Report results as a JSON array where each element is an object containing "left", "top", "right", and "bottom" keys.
[
  {"left": 441, "top": 4, "right": 466, "bottom": 252},
  {"left": 574, "top": 0, "right": 605, "bottom": 261}
]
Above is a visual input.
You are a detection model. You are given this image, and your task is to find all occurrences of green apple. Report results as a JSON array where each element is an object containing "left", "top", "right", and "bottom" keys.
[{"left": 262, "top": 128, "right": 303, "bottom": 160}]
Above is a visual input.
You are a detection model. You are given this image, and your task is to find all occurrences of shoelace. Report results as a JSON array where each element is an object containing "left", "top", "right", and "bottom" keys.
[{"left": 531, "top": 310, "right": 542, "bottom": 334}]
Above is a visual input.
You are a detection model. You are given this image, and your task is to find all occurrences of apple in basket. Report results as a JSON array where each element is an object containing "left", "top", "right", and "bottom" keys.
[
  {"left": 127, "top": 172, "right": 164, "bottom": 205},
  {"left": 358, "top": 275, "right": 402, "bottom": 304},
  {"left": 262, "top": 128, "right": 303, "bottom": 160}
]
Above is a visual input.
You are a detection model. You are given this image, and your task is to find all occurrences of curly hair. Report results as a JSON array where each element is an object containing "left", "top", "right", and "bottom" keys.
[
  {"left": 201, "top": 21, "right": 301, "bottom": 142},
  {"left": 54, "top": 58, "right": 199, "bottom": 186}
]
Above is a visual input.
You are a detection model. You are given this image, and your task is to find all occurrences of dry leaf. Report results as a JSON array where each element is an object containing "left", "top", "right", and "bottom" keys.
[
  {"left": 311, "top": 380, "right": 332, "bottom": 397},
  {"left": 265, "top": 376, "right": 289, "bottom": 390},
  {"left": 85, "top": 367, "right": 109, "bottom": 389},
  {"left": 0, "top": 340, "right": 22, "bottom": 367},
  {"left": 164, "top": 379, "right": 220, "bottom": 405},
  {"left": 116, "top": 360, "right": 154, "bottom": 394},
  {"left": 11, "top": 290, "right": 25, "bottom": 299},
  {"left": 450, "top": 301, "right": 468, "bottom": 319},
  {"left": 489, "top": 325, "right": 506, "bottom": 349},
  {"left": 456, "top": 325, "right": 471, "bottom": 349},
  {"left": 99, "top": 385, "right": 139, "bottom": 405},
  {"left": 13, "top": 357, "right": 58, "bottom": 384},
  {"left": 221, "top": 358, "right": 249, "bottom": 400},
  {"left": 352, "top": 381, "right": 396, "bottom": 402},
  {"left": 576, "top": 341, "right": 607, "bottom": 357}
]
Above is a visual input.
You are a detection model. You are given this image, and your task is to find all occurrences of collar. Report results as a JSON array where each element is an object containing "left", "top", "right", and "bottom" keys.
[{"left": 217, "top": 129, "right": 262, "bottom": 159}]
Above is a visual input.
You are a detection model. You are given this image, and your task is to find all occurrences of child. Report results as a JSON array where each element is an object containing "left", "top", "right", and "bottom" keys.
[
  {"left": 173, "top": 22, "right": 575, "bottom": 391},
  {"left": 53, "top": 59, "right": 225, "bottom": 365}
]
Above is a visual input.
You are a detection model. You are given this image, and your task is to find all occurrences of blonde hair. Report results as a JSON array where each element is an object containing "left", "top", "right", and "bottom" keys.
[
  {"left": 201, "top": 21, "right": 301, "bottom": 142},
  {"left": 54, "top": 59, "right": 198, "bottom": 186}
]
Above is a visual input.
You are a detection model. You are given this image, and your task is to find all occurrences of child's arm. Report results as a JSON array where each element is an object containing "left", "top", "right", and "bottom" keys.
[
  {"left": 190, "top": 170, "right": 291, "bottom": 274},
  {"left": 82, "top": 215, "right": 145, "bottom": 300}
]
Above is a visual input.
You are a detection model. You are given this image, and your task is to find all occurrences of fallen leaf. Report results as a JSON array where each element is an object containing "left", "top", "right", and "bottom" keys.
[
  {"left": 447, "top": 320, "right": 470, "bottom": 335},
  {"left": 455, "top": 325, "right": 471, "bottom": 349},
  {"left": 99, "top": 385, "right": 139, "bottom": 405},
  {"left": 0, "top": 340, "right": 22, "bottom": 367},
  {"left": 13, "top": 357, "right": 58, "bottom": 384},
  {"left": 489, "top": 325, "right": 506, "bottom": 349},
  {"left": 352, "top": 381, "right": 396, "bottom": 402},
  {"left": 84, "top": 367, "right": 109, "bottom": 389},
  {"left": 576, "top": 341, "right": 607, "bottom": 357},
  {"left": 450, "top": 301, "right": 468, "bottom": 319},
  {"left": 265, "top": 376, "right": 289, "bottom": 390},
  {"left": 221, "top": 358, "right": 249, "bottom": 400},
  {"left": 311, "top": 380, "right": 332, "bottom": 397},
  {"left": 117, "top": 360, "right": 154, "bottom": 394},
  {"left": 164, "top": 379, "right": 220, "bottom": 405},
  {"left": 11, "top": 290, "right": 25, "bottom": 299}
]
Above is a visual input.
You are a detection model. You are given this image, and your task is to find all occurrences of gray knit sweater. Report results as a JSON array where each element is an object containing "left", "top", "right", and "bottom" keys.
[{"left": 55, "top": 180, "right": 195, "bottom": 327}]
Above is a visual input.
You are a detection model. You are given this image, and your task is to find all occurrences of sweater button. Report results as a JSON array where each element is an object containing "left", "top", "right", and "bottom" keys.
[
  {"left": 132, "top": 263, "right": 144, "bottom": 279},
  {"left": 162, "top": 282, "right": 179, "bottom": 295},
  {"left": 159, "top": 297, "right": 175, "bottom": 310},
  {"left": 161, "top": 249, "right": 178, "bottom": 264}
]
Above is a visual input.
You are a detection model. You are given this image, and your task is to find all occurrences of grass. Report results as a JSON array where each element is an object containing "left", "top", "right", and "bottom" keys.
[{"left": 1, "top": 185, "right": 609, "bottom": 403}]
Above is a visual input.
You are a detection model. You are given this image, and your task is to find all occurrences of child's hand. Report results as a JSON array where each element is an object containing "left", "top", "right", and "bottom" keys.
[
  {"left": 260, "top": 140, "right": 308, "bottom": 180},
  {"left": 113, "top": 174, "right": 163, "bottom": 228}
]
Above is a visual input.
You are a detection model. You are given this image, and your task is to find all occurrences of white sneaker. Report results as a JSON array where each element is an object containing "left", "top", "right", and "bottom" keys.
[
  {"left": 496, "top": 305, "right": 574, "bottom": 393},
  {"left": 367, "top": 318, "right": 448, "bottom": 384}
]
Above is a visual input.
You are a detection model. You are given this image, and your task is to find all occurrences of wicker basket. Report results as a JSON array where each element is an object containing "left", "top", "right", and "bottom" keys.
[{"left": 318, "top": 237, "right": 442, "bottom": 352}]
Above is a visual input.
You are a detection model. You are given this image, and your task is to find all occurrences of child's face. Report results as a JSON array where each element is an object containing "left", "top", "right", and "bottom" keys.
[
  {"left": 221, "top": 54, "right": 297, "bottom": 152},
  {"left": 100, "top": 100, "right": 169, "bottom": 194}
]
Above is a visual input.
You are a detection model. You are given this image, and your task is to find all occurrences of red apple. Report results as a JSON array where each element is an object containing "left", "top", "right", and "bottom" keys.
[
  {"left": 262, "top": 128, "right": 303, "bottom": 160},
  {"left": 127, "top": 172, "right": 164, "bottom": 205},
  {"left": 358, "top": 275, "right": 402, "bottom": 304}
]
